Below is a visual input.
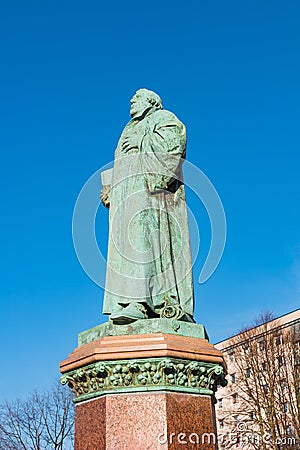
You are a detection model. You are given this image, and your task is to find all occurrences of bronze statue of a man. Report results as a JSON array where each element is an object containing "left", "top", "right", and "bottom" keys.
[{"left": 101, "top": 89, "right": 194, "bottom": 325}]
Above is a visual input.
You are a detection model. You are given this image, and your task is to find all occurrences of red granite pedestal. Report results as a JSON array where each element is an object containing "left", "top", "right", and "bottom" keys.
[
  {"left": 60, "top": 331, "right": 226, "bottom": 450},
  {"left": 74, "top": 391, "right": 218, "bottom": 450}
]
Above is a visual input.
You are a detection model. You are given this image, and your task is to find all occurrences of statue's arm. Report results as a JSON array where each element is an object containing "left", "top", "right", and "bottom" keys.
[{"left": 141, "top": 114, "right": 186, "bottom": 193}]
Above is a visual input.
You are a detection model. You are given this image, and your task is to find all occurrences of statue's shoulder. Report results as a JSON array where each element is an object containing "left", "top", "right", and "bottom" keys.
[{"left": 151, "top": 109, "right": 181, "bottom": 124}]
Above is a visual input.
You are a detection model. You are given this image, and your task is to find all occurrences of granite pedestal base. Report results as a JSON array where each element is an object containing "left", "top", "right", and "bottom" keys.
[
  {"left": 74, "top": 391, "right": 218, "bottom": 450},
  {"left": 60, "top": 320, "right": 226, "bottom": 450}
]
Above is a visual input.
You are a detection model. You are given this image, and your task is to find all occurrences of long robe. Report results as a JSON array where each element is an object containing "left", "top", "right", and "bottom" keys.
[{"left": 103, "top": 108, "right": 194, "bottom": 317}]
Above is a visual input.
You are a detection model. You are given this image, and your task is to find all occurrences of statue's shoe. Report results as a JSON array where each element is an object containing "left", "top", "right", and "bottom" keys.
[{"left": 111, "top": 302, "right": 148, "bottom": 325}]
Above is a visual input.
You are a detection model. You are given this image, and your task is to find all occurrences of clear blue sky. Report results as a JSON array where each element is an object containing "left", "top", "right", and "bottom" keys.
[{"left": 0, "top": 0, "right": 299, "bottom": 400}]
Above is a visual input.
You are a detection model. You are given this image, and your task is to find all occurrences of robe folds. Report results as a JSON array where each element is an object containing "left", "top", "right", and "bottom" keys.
[{"left": 103, "top": 109, "right": 194, "bottom": 317}]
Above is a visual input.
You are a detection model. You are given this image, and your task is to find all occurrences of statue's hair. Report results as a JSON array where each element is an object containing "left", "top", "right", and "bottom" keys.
[{"left": 135, "top": 88, "right": 163, "bottom": 109}]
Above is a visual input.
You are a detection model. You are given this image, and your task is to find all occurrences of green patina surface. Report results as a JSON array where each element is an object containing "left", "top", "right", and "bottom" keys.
[
  {"left": 78, "top": 318, "right": 208, "bottom": 346},
  {"left": 61, "top": 357, "right": 226, "bottom": 403}
]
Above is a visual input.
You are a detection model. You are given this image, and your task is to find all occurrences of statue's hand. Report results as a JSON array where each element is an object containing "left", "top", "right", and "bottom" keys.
[
  {"left": 100, "top": 185, "right": 110, "bottom": 209},
  {"left": 122, "top": 133, "right": 141, "bottom": 152}
]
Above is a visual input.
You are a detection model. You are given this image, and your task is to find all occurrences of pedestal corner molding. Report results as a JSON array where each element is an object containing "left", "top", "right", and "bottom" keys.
[{"left": 61, "top": 356, "right": 226, "bottom": 403}]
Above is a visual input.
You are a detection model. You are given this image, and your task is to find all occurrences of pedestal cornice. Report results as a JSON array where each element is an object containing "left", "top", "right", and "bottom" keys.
[
  {"left": 60, "top": 331, "right": 227, "bottom": 403},
  {"left": 60, "top": 332, "right": 224, "bottom": 373}
]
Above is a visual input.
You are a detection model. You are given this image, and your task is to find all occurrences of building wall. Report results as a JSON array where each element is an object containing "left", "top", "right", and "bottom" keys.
[{"left": 214, "top": 309, "right": 300, "bottom": 449}]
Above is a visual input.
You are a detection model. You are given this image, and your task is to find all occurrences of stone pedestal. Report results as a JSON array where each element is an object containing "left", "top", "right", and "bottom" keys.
[{"left": 60, "top": 320, "right": 226, "bottom": 450}]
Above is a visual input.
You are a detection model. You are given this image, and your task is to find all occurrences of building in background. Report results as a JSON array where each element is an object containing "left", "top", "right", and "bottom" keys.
[{"left": 215, "top": 309, "right": 300, "bottom": 449}]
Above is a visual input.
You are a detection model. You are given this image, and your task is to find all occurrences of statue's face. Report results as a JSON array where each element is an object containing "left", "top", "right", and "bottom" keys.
[{"left": 130, "top": 92, "right": 151, "bottom": 118}]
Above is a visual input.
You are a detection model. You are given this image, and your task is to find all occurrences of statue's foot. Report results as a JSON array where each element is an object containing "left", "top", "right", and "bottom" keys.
[{"left": 110, "top": 302, "right": 148, "bottom": 325}]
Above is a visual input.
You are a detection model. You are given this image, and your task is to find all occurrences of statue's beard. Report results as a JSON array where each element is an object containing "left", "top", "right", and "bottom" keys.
[{"left": 130, "top": 106, "right": 153, "bottom": 120}]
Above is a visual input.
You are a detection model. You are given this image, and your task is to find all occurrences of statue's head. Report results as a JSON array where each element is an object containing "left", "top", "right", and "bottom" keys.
[{"left": 130, "top": 88, "right": 162, "bottom": 119}]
